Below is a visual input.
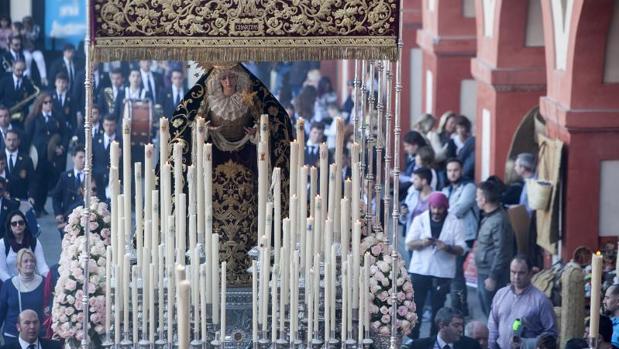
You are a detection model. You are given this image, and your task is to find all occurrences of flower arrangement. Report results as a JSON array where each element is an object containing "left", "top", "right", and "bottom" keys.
[
  {"left": 51, "top": 201, "right": 111, "bottom": 344},
  {"left": 361, "top": 231, "right": 417, "bottom": 337}
]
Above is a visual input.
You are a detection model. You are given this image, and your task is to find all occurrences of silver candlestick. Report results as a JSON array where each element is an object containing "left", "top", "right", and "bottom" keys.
[
  {"left": 138, "top": 339, "right": 151, "bottom": 349},
  {"left": 189, "top": 340, "right": 203, "bottom": 349}
]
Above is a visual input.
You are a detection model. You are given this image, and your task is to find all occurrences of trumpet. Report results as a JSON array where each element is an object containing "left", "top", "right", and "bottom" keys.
[
  {"left": 10, "top": 76, "right": 40, "bottom": 122},
  {"left": 1, "top": 56, "right": 11, "bottom": 74}
]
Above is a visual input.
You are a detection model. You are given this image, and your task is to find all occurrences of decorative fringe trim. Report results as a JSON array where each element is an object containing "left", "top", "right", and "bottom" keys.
[{"left": 92, "top": 37, "right": 398, "bottom": 62}]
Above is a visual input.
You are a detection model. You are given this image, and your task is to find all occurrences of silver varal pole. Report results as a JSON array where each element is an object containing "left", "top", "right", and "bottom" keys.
[
  {"left": 390, "top": 0, "right": 404, "bottom": 344},
  {"left": 81, "top": 0, "right": 94, "bottom": 347},
  {"left": 374, "top": 61, "right": 384, "bottom": 231},
  {"left": 382, "top": 62, "right": 392, "bottom": 235}
]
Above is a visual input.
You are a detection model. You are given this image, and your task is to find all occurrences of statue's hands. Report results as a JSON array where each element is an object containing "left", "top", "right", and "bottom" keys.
[{"left": 244, "top": 126, "right": 257, "bottom": 136}]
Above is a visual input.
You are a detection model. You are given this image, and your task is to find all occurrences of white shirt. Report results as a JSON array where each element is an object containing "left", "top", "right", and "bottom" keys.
[
  {"left": 19, "top": 335, "right": 40, "bottom": 349},
  {"left": 172, "top": 85, "right": 183, "bottom": 103},
  {"left": 63, "top": 57, "right": 74, "bottom": 81},
  {"left": 141, "top": 70, "right": 156, "bottom": 101},
  {"left": 74, "top": 168, "right": 84, "bottom": 183},
  {"left": 56, "top": 89, "right": 66, "bottom": 106},
  {"left": 436, "top": 334, "right": 454, "bottom": 349},
  {"left": 12, "top": 74, "right": 21, "bottom": 90},
  {"left": 0, "top": 238, "right": 50, "bottom": 282},
  {"left": 405, "top": 211, "right": 466, "bottom": 278},
  {"left": 104, "top": 133, "right": 115, "bottom": 149}
]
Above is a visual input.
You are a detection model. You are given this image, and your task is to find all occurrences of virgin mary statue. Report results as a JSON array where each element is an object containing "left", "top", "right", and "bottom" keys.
[{"left": 163, "top": 63, "right": 292, "bottom": 286}]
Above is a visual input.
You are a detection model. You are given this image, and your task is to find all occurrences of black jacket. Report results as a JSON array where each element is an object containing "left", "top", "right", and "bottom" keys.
[
  {"left": 92, "top": 132, "right": 122, "bottom": 202},
  {"left": 0, "top": 75, "right": 35, "bottom": 119},
  {"left": 403, "top": 336, "right": 482, "bottom": 349},
  {"left": 52, "top": 169, "right": 84, "bottom": 217},
  {"left": 25, "top": 111, "right": 67, "bottom": 163},
  {"left": 4, "top": 150, "right": 35, "bottom": 200},
  {"left": 1, "top": 338, "right": 63, "bottom": 349},
  {"left": 50, "top": 89, "right": 77, "bottom": 133}
]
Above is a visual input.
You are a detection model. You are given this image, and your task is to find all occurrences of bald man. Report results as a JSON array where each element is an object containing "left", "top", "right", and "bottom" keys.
[
  {"left": 465, "top": 321, "right": 489, "bottom": 349},
  {"left": 1, "top": 310, "right": 62, "bottom": 349}
]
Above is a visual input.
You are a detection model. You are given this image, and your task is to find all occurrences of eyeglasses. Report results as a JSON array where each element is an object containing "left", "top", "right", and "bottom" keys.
[
  {"left": 10, "top": 220, "right": 25, "bottom": 227},
  {"left": 43, "top": 100, "right": 52, "bottom": 104}
]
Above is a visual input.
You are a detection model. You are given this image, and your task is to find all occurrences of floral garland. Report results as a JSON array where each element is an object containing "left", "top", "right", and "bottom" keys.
[
  {"left": 361, "top": 232, "right": 417, "bottom": 336},
  {"left": 51, "top": 201, "right": 111, "bottom": 343}
]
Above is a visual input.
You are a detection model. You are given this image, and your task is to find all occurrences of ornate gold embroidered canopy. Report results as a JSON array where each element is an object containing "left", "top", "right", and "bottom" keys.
[{"left": 92, "top": 0, "right": 399, "bottom": 62}]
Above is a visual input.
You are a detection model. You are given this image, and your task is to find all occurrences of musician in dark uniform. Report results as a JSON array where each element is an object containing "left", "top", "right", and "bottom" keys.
[
  {"left": 160, "top": 69, "right": 185, "bottom": 118},
  {"left": 50, "top": 72, "right": 77, "bottom": 135},
  {"left": 138, "top": 60, "right": 163, "bottom": 105},
  {"left": 0, "top": 60, "right": 35, "bottom": 125},
  {"left": 0, "top": 177, "right": 19, "bottom": 239},
  {"left": 73, "top": 65, "right": 109, "bottom": 122},
  {"left": 1, "top": 36, "right": 27, "bottom": 77},
  {"left": 48, "top": 44, "right": 78, "bottom": 90},
  {"left": 92, "top": 114, "right": 121, "bottom": 203},
  {"left": 99, "top": 68, "right": 125, "bottom": 123},
  {"left": 25, "top": 92, "right": 67, "bottom": 215},
  {"left": 52, "top": 145, "right": 85, "bottom": 229},
  {"left": 3, "top": 129, "right": 34, "bottom": 202},
  {"left": 75, "top": 104, "right": 104, "bottom": 146}
]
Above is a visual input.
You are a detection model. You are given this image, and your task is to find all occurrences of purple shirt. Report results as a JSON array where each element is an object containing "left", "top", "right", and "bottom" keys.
[
  {"left": 488, "top": 284, "right": 557, "bottom": 349},
  {"left": 411, "top": 197, "right": 428, "bottom": 220}
]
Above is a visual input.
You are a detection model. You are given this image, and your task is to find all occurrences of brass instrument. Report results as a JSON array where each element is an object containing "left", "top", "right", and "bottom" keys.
[
  {"left": 10, "top": 76, "right": 40, "bottom": 122},
  {"left": 103, "top": 87, "right": 114, "bottom": 113},
  {"left": 1, "top": 56, "right": 11, "bottom": 74}
]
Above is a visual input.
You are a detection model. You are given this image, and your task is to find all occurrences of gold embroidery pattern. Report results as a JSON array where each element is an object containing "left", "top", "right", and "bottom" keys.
[
  {"left": 213, "top": 160, "right": 257, "bottom": 286},
  {"left": 96, "top": 0, "right": 396, "bottom": 37}
]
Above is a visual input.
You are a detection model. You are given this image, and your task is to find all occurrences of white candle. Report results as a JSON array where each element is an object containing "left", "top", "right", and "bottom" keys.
[
  {"left": 312, "top": 254, "right": 320, "bottom": 335},
  {"left": 252, "top": 260, "right": 258, "bottom": 343},
  {"left": 151, "top": 190, "right": 159, "bottom": 259},
  {"left": 273, "top": 168, "right": 282, "bottom": 267},
  {"left": 196, "top": 118, "right": 205, "bottom": 245},
  {"left": 345, "top": 179, "right": 351, "bottom": 201},
  {"left": 282, "top": 219, "right": 290, "bottom": 307},
  {"left": 352, "top": 163, "right": 361, "bottom": 225},
  {"left": 149, "top": 264, "right": 155, "bottom": 342},
  {"left": 212, "top": 234, "right": 220, "bottom": 324},
  {"left": 352, "top": 221, "right": 361, "bottom": 309},
  {"left": 123, "top": 254, "right": 130, "bottom": 334},
  {"left": 319, "top": 143, "right": 328, "bottom": 233},
  {"left": 347, "top": 255, "right": 353, "bottom": 335},
  {"left": 289, "top": 141, "right": 298, "bottom": 203},
  {"left": 178, "top": 280, "right": 191, "bottom": 349},
  {"left": 290, "top": 251, "right": 299, "bottom": 342},
  {"left": 192, "top": 247, "right": 200, "bottom": 337},
  {"left": 271, "top": 266, "right": 278, "bottom": 343},
  {"left": 220, "top": 261, "right": 227, "bottom": 343},
  {"left": 590, "top": 252, "right": 603, "bottom": 339},
  {"left": 341, "top": 258, "right": 348, "bottom": 339},
  {"left": 178, "top": 193, "right": 187, "bottom": 265},
  {"left": 265, "top": 202, "right": 274, "bottom": 251},
  {"left": 131, "top": 266, "right": 138, "bottom": 342},
  {"left": 167, "top": 248, "right": 175, "bottom": 341},
  {"left": 122, "top": 119, "right": 132, "bottom": 252},
  {"left": 330, "top": 244, "right": 337, "bottom": 333},
  {"left": 309, "top": 166, "right": 317, "bottom": 218},
  {"left": 325, "top": 219, "right": 333, "bottom": 265},
  {"left": 307, "top": 267, "right": 314, "bottom": 344},
  {"left": 341, "top": 197, "right": 351, "bottom": 258},
  {"left": 304, "top": 218, "right": 314, "bottom": 294},
  {"left": 134, "top": 163, "right": 143, "bottom": 269},
  {"left": 113, "top": 265, "right": 121, "bottom": 343},
  {"left": 109, "top": 168, "right": 119, "bottom": 266},
  {"left": 324, "top": 261, "right": 330, "bottom": 342},
  {"left": 158, "top": 245, "right": 165, "bottom": 337},
  {"left": 258, "top": 142, "right": 268, "bottom": 244},
  {"left": 200, "top": 264, "right": 207, "bottom": 341},
  {"left": 334, "top": 118, "right": 344, "bottom": 239},
  {"left": 144, "top": 144, "right": 154, "bottom": 248},
  {"left": 296, "top": 118, "right": 305, "bottom": 168},
  {"left": 110, "top": 141, "right": 120, "bottom": 169},
  {"left": 260, "top": 236, "right": 271, "bottom": 330},
  {"left": 204, "top": 144, "right": 213, "bottom": 305},
  {"left": 363, "top": 252, "right": 370, "bottom": 334},
  {"left": 159, "top": 118, "right": 169, "bottom": 165},
  {"left": 278, "top": 247, "right": 286, "bottom": 336},
  {"left": 104, "top": 247, "right": 111, "bottom": 336},
  {"left": 161, "top": 164, "right": 172, "bottom": 255},
  {"left": 313, "top": 197, "right": 322, "bottom": 271},
  {"left": 298, "top": 166, "right": 308, "bottom": 270},
  {"left": 141, "top": 248, "right": 150, "bottom": 338}
]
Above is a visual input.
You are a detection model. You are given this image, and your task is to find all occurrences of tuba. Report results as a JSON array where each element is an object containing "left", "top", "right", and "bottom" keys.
[
  {"left": 10, "top": 75, "right": 40, "bottom": 122},
  {"left": 1, "top": 56, "right": 11, "bottom": 74}
]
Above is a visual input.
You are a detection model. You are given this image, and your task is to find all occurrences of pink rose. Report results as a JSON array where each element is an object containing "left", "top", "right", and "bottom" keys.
[
  {"left": 369, "top": 304, "right": 379, "bottom": 314},
  {"left": 379, "top": 325, "right": 390, "bottom": 336},
  {"left": 64, "top": 307, "right": 75, "bottom": 316},
  {"left": 371, "top": 244, "right": 382, "bottom": 256},
  {"left": 397, "top": 305, "right": 408, "bottom": 317},
  {"left": 371, "top": 321, "right": 382, "bottom": 331},
  {"left": 377, "top": 291, "right": 389, "bottom": 302},
  {"left": 403, "top": 281, "right": 413, "bottom": 292},
  {"left": 65, "top": 279, "right": 77, "bottom": 291},
  {"left": 380, "top": 306, "right": 389, "bottom": 315}
]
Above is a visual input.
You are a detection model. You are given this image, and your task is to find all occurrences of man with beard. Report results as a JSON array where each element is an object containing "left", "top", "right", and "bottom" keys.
[
  {"left": 405, "top": 192, "right": 466, "bottom": 339},
  {"left": 400, "top": 167, "right": 433, "bottom": 267},
  {"left": 442, "top": 158, "right": 478, "bottom": 316}
]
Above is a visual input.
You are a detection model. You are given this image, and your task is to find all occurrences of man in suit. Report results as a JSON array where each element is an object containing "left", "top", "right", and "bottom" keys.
[
  {"left": 160, "top": 69, "right": 185, "bottom": 117},
  {"left": 75, "top": 104, "right": 104, "bottom": 145},
  {"left": 0, "top": 177, "right": 19, "bottom": 240},
  {"left": 50, "top": 72, "right": 77, "bottom": 134},
  {"left": 1, "top": 36, "right": 28, "bottom": 77},
  {"left": 1, "top": 310, "right": 62, "bottom": 349},
  {"left": 304, "top": 121, "right": 325, "bottom": 167},
  {"left": 52, "top": 145, "right": 85, "bottom": 227},
  {"left": 138, "top": 60, "right": 163, "bottom": 105},
  {"left": 3, "top": 129, "right": 34, "bottom": 202},
  {"left": 48, "top": 44, "right": 78, "bottom": 91},
  {"left": 0, "top": 105, "right": 18, "bottom": 150},
  {"left": 0, "top": 60, "right": 35, "bottom": 124},
  {"left": 93, "top": 114, "right": 120, "bottom": 202},
  {"left": 404, "top": 307, "right": 481, "bottom": 349},
  {"left": 26, "top": 93, "right": 67, "bottom": 215},
  {"left": 99, "top": 68, "right": 125, "bottom": 123},
  {"left": 73, "top": 64, "right": 109, "bottom": 122}
]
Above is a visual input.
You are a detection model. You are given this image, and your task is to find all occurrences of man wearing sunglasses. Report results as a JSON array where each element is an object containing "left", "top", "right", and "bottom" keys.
[{"left": 0, "top": 177, "right": 19, "bottom": 240}]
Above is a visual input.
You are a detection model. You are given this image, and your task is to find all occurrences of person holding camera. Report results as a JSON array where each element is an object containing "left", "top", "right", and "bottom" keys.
[{"left": 405, "top": 192, "right": 466, "bottom": 339}]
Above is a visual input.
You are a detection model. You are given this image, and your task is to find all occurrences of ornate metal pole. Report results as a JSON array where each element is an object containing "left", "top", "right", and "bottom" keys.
[
  {"left": 365, "top": 61, "right": 375, "bottom": 231},
  {"left": 374, "top": 61, "right": 384, "bottom": 232},
  {"left": 390, "top": 0, "right": 405, "bottom": 345},
  {"left": 382, "top": 62, "right": 393, "bottom": 235},
  {"left": 81, "top": 0, "right": 94, "bottom": 347},
  {"left": 353, "top": 60, "right": 361, "bottom": 142}
]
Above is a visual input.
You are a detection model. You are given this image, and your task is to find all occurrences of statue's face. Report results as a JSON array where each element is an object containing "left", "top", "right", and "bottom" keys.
[{"left": 220, "top": 72, "right": 237, "bottom": 97}]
